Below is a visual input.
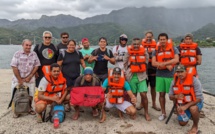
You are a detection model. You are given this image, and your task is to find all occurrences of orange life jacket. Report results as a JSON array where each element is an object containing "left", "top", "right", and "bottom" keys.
[
  {"left": 156, "top": 39, "right": 175, "bottom": 70},
  {"left": 127, "top": 45, "right": 147, "bottom": 73},
  {"left": 179, "top": 42, "right": 198, "bottom": 66},
  {"left": 108, "top": 69, "right": 125, "bottom": 104},
  {"left": 142, "top": 39, "right": 157, "bottom": 62},
  {"left": 179, "top": 43, "right": 198, "bottom": 76},
  {"left": 42, "top": 66, "right": 66, "bottom": 98},
  {"left": 173, "top": 72, "right": 196, "bottom": 105}
]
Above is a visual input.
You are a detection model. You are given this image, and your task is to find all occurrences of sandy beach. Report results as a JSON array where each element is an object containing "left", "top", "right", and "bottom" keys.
[{"left": 0, "top": 69, "right": 214, "bottom": 134}]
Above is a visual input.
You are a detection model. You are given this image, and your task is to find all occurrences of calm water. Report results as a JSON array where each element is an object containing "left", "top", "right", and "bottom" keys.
[{"left": 0, "top": 45, "right": 214, "bottom": 94}]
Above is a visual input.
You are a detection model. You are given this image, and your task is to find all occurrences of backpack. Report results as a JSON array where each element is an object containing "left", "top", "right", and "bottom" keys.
[
  {"left": 60, "top": 49, "right": 80, "bottom": 59},
  {"left": 80, "top": 74, "right": 100, "bottom": 86},
  {"left": 94, "top": 48, "right": 111, "bottom": 57},
  {"left": 8, "top": 85, "right": 30, "bottom": 114}
]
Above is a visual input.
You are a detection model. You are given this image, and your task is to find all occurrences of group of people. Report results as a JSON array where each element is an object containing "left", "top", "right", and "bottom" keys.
[{"left": 10, "top": 30, "right": 203, "bottom": 134}]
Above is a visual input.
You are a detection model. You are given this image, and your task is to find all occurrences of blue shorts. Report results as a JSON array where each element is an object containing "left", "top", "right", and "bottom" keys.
[{"left": 178, "top": 100, "right": 203, "bottom": 122}]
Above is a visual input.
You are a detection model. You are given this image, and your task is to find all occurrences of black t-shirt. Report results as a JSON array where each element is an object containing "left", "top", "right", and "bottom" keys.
[
  {"left": 74, "top": 75, "right": 100, "bottom": 87},
  {"left": 57, "top": 43, "right": 67, "bottom": 54},
  {"left": 91, "top": 48, "right": 114, "bottom": 75},
  {"left": 58, "top": 50, "right": 83, "bottom": 78},
  {"left": 33, "top": 43, "right": 58, "bottom": 66},
  {"left": 177, "top": 46, "right": 202, "bottom": 55}
]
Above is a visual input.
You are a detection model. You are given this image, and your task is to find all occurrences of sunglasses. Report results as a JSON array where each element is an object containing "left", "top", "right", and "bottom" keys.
[
  {"left": 133, "top": 43, "right": 140, "bottom": 45},
  {"left": 62, "top": 37, "right": 68, "bottom": 39},
  {"left": 120, "top": 38, "right": 128, "bottom": 41},
  {"left": 44, "top": 36, "right": 52, "bottom": 39}
]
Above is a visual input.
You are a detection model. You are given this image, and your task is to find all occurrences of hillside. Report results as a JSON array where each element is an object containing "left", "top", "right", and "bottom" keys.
[{"left": 1, "top": 6, "right": 215, "bottom": 37}]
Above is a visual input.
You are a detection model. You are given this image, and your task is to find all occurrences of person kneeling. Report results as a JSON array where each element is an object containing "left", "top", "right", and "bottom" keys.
[
  {"left": 169, "top": 64, "right": 204, "bottom": 134},
  {"left": 100, "top": 67, "right": 136, "bottom": 123},
  {"left": 35, "top": 63, "right": 70, "bottom": 123},
  {"left": 71, "top": 67, "right": 103, "bottom": 120}
]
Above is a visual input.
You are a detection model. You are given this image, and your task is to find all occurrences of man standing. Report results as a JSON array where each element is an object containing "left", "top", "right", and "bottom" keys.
[
  {"left": 10, "top": 39, "right": 40, "bottom": 118},
  {"left": 177, "top": 33, "right": 202, "bottom": 77},
  {"left": 124, "top": 38, "right": 151, "bottom": 121},
  {"left": 35, "top": 63, "right": 70, "bottom": 123},
  {"left": 152, "top": 33, "right": 179, "bottom": 121},
  {"left": 57, "top": 32, "right": 69, "bottom": 54},
  {"left": 34, "top": 31, "right": 58, "bottom": 87},
  {"left": 112, "top": 34, "right": 128, "bottom": 70},
  {"left": 88, "top": 37, "right": 115, "bottom": 83},
  {"left": 80, "top": 38, "right": 95, "bottom": 74},
  {"left": 169, "top": 64, "right": 204, "bottom": 134}
]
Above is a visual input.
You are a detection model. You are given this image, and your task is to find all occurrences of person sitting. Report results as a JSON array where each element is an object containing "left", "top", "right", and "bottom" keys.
[
  {"left": 71, "top": 67, "right": 102, "bottom": 120},
  {"left": 169, "top": 64, "right": 204, "bottom": 134},
  {"left": 34, "top": 63, "right": 70, "bottom": 123},
  {"left": 100, "top": 67, "right": 136, "bottom": 123}
]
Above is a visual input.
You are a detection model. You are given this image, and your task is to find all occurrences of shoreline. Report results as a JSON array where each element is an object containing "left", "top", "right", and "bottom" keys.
[{"left": 0, "top": 69, "right": 215, "bottom": 134}]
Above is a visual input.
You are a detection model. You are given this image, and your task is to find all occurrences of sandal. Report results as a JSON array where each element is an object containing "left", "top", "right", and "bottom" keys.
[
  {"left": 29, "top": 108, "right": 36, "bottom": 115},
  {"left": 37, "top": 114, "right": 43, "bottom": 123},
  {"left": 158, "top": 114, "right": 166, "bottom": 121}
]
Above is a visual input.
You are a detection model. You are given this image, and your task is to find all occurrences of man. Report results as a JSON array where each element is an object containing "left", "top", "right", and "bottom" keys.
[
  {"left": 34, "top": 31, "right": 58, "bottom": 87},
  {"left": 112, "top": 34, "right": 128, "bottom": 70},
  {"left": 88, "top": 37, "right": 115, "bottom": 83},
  {"left": 177, "top": 33, "right": 202, "bottom": 77},
  {"left": 10, "top": 39, "right": 40, "bottom": 118},
  {"left": 152, "top": 33, "right": 179, "bottom": 121},
  {"left": 57, "top": 32, "right": 69, "bottom": 54},
  {"left": 138, "top": 31, "right": 160, "bottom": 111},
  {"left": 71, "top": 67, "right": 101, "bottom": 120},
  {"left": 124, "top": 38, "right": 151, "bottom": 121},
  {"left": 100, "top": 67, "right": 137, "bottom": 123},
  {"left": 80, "top": 38, "right": 95, "bottom": 74},
  {"left": 35, "top": 63, "right": 70, "bottom": 123},
  {"left": 169, "top": 64, "right": 204, "bottom": 134}
]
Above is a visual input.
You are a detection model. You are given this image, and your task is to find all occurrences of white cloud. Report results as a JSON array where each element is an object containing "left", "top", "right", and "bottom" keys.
[{"left": 0, "top": 0, "right": 215, "bottom": 20}]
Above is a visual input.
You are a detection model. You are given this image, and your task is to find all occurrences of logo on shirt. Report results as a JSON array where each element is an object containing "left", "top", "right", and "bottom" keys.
[{"left": 42, "top": 48, "right": 54, "bottom": 59}]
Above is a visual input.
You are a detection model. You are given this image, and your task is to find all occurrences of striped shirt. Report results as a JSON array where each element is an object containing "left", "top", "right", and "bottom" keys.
[{"left": 10, "top": 50, "right": 41, "bottom": 83}]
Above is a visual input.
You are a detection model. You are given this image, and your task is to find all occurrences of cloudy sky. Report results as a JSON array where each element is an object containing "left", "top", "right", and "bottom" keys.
[{"left": 1, "top": 0, "right": 215, "bottom": 21}]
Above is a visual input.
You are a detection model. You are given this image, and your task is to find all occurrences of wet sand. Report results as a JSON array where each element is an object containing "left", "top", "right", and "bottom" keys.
[{"left": 0, "top": 69, "right": 215, "bottom": 134}]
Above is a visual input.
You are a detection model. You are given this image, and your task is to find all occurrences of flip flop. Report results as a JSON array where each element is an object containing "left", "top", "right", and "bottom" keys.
[
  {"left": 152, "top": 106, "right": 161, "bottom": 111},
  {"left": 29, "top": 108, "right": 36, "bottom": 115}
]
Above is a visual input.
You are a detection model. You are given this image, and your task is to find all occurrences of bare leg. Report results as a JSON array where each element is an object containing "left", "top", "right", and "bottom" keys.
[
  {"left": 159, "top": 92, "right": 166, "bottom": 115},
  {"left": 35, "top": 103, "right": 47, "bottom": 123},
  {"left": 188, "top": 106, "right": 200, "bottom": 134},
  {"left": 151, "top": 86, "right": 161, "bottom": 111},
  {"left": 100, "top": 102, "right": 106, "bottom": 123},
  {"left": 125, "top": 105, "right": 136, "bottom": 120},
  {"left": 140, "top": 92, "right": 151, "bottom": 121},
  {"left": 72, "top": 106, "right": 80, "bottom": 120}
]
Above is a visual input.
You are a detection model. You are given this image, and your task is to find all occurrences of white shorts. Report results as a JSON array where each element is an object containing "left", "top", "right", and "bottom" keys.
[
  {"left": 11, "top": 81, "right": 35, "bottom": 97},
  {"left": 105, "top": 98, "right": 132, "bottom": 113}
]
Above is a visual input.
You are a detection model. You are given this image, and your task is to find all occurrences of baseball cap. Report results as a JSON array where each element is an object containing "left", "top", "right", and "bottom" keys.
[
  {"left": 82, "top": 38, "right": 89, "bottom": 43},
  {"left": 175, "top": 64, "right": 186, "bottom": 72},
  {"left": 84, "top": 67, "right": 93, "bottom": 75},
  {"left": 113, "top": 67, "right": 121, "bottom": 74}
]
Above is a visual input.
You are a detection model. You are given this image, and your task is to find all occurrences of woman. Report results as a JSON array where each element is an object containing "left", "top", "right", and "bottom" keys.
[{"left": 57, "top": 40, "right": 86, "bottom": 88}]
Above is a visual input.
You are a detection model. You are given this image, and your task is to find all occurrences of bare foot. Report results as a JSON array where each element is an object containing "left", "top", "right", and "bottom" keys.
[
  {"left": 92, "top": 109, "right": 99, "bottom": 117},
  {"left": 145, "top": 114, "right": 151, "bottom": 121},
  {"left": 118, "top": 110, "right": 124, "bottom": 119},
  {"left": 188, "top": 127, "right": 198, "bottom": 134},
  {"left": 130, "top": 114, "right": 136, "bottom": 120},
  {"left": 72, "top": 112, "right": 79, "bottom": 120},
  {"left": 99, "top": 114, "right": 106, "bottom": 123}
]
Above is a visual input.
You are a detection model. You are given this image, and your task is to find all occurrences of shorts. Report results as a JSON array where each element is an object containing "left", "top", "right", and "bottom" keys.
[
  {"left": 155, "top": 77, "right": 173, "bottom": 93},
  {"left": 34, "top": 97, "right": 52, "bottom": 105},
  {"left": 105, "top": 99, "right": 132, "bottom": 113},
  {"left": 178, "top": 101, "right": 203, "bottom": 122},
  {"left": 96, "top": 73, "right": 108, "bottom": 84},
  {"left": 147, "top": 75, "right": 156, "bottom": 87},
  {"left": 129, "top": 74, "right": 148, "bottom": 93},
  {"left": 11, "top": 81, "right": 35, "bottom": 97},
  {"left": 63, "top": 75, "right": 79, "bottom": 88}
]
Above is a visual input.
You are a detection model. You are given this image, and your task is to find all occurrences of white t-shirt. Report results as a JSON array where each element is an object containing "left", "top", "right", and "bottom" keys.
[{"left": 112, "top": 45, "right": 128, "bottom": 70}]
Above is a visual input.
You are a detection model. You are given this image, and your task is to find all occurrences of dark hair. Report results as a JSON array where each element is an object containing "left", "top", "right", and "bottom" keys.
[
  {"left": 61, "top": 32, "right": 69, "bottom": 37},
  {"left": 50, "top": 63, "right": 60, "bottom": 71},
  {"left": 158, "top": 33, "right": 168, "bottom": 40},
  {"left": 99, "top": 37, "right": 108, "bottom": 45},
  {"left": 67, "top": 39, "right": 76, "bottom": 46},
  {"left": 180, "top": 38, "right": 184, "bottom": 43},
  {"left": 132, "top": 37, "right": 141, "bottom": 41},
  {"left": 145, "top": 30, "right": 153, "bottom": 36}
]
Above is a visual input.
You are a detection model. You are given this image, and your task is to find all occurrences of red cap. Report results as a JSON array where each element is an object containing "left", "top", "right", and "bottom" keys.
[{"left": 82, "top": 38, "right": 89, "bottom": 43}]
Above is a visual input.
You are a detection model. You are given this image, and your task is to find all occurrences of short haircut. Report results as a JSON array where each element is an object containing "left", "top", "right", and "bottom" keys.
[
  {"left": 99, "top": 37, "right": 107, "bottom": 42},
  {"left": 144, "top": 30, "right": 153, "bottom": 36},
  {"left": 50, "top": 63, "right": 60, "bottom": 71},
  {"left": 22, "top": 39, "right": 32, "bottom": 45},
  {"left": 158, "top": 33, "right": 168, "bottom": 40},
  {"left": 67, "top": 39, "right": 76, "bottom": 46},
  {"left": 132, "top": 37, "right": 141, "bottom": 41},
  {"left": 184, "top": 33, "right": 193, "bottom": 40},
  {"left": 60, "top": 32, "right": 69, "bottom": 37},
  {"left": 43, "top": 31, "right": 52, "bottom": 37}
]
